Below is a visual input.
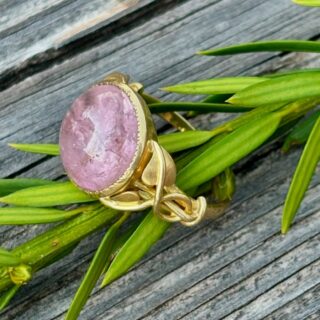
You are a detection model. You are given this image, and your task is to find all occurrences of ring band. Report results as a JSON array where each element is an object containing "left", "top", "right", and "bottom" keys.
[{"left": 59, "top": 72, "right": 207, "bottom": 226}]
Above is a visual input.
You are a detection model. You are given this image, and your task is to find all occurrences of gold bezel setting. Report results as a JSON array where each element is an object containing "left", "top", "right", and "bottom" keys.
[
  {"left": 84, "top": 73, "right": 155, "bottom": 198},
  {"left": 61, "top": 72, "right": 207, "bottom": 226}
]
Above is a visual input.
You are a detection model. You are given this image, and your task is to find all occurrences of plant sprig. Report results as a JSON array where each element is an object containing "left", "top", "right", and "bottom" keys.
[
  {"left": 293, "top": 0, "right": 320, "bottom": 6},
  {"left": 1, "top": 18, "right": 320, "bottom": 320}
]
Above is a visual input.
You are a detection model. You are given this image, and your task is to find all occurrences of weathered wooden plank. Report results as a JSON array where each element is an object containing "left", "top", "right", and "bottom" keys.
[
  {"left": 1, "top": 148, "right": 318, "bottom": 319},
  {"left": 265, "top": 284, "right": 320, "bottom": 320},
  {"left": 178, "top": 229, "right": 320, "bottom": 319},
  {"left": 307, "top": 312, "right": 320, "bottom": 320},
  {"left": 0, "top": 0, "right": 158, "bottom": 78},
  {"left": 1, "top": 0, "right": 320, "bottom": 180},
  {"left": 222, "top": 258, "right": 320, "bottom": 320},
  {"left": 0, "top": 0, "right": 320, "bottom": 319},
  {"left": 97, "top": 204, "right": 320, "bottom": 320}
]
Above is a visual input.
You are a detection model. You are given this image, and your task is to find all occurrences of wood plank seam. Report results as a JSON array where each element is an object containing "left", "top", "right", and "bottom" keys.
[
  {"left": 139, "top": 212, "right": 320, "bottom": 320},
  {"left": 219, "top": 236, "right": 320, "bottom": 320},
  {"left": 0, "top": 0, "right": 192, "bottom": 91},
  {"left": 84, "top": 196, "right": 320, "bottom": 319}
]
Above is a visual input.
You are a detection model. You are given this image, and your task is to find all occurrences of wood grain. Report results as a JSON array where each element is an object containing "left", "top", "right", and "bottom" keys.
[{"left": 0, "top": 0, "right": 319, "bottom": 319}]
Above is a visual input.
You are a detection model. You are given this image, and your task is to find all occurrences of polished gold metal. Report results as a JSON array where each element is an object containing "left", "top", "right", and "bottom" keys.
[{"left": 96, "top": 72, "right": 207, "bottom": 226}]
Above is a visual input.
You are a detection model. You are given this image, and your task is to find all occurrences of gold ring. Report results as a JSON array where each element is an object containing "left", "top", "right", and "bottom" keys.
[{"left": 59, "top": 72, "right": 207, "bottom": 226}]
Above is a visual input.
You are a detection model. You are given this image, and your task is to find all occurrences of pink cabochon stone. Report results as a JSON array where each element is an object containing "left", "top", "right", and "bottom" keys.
[{"left": 59, "top": 84, "right": 139, "bottom": 193}]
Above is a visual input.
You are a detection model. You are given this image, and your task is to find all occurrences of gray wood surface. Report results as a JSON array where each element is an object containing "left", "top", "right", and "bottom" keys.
[{"left": 0, "top": 0, "right": 319, "bottom": 319}]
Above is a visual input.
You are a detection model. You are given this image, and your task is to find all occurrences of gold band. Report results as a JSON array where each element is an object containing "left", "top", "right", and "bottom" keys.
[{"left": 100, "top": 140, "right": 207, "bottom": 226}]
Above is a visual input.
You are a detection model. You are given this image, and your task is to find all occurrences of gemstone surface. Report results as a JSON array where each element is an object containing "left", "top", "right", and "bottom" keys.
[{"left": 59, "top": 84, "right": 139, "bottom": 193}]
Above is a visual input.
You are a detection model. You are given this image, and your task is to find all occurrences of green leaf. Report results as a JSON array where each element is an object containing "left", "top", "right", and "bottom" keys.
[
  {"left": 0, "top": 206, "right": 117, "bottom": 292},
  {"left": 162, "top": 77, "right": 266, "bottom": 95},
  {"left": 282, "top": 111, "right": 320, "bottom": 152},
  {"left": 228, "top": 72, "right": 320, "bottom": 106},
  {"left": 0, "top": 178, "right": 55, "bottom": 197},
  {"left": 266, "top": 68, "right": 320, "bottom": 78},
  {"left": 186, "top": 94, "right": 234, "bottom": 117},
  {"left": 0, "top": 182, "right": 95, "bottom": 207},
  {"left": 159, "top": 131, "right": 214, "bottom": 153},
  {"left": 177, "top": 113, "right": 281, "bottom": 190},
  {"left": 102, "top": 219, "right": 142, "bottom": 274},
  {"left": 65, "top": 213, "right": 128, "bottom": 320},
  {"left": 212, "top": 168, "right": 235, "bottom": 201},
  {"left": 199, "top": 40, "right": 320, "bottom": 55},
  {"left": 177, "top": 102, "right": 286, "bottom": 171},
  {"left": 11, "top": 131, "right": 217, "bottom": 157},
  {"left": 276, "top": 98, "right": 320, "bottom": 126},
  {"left": 101, "top": 211, "right": 169, "bottom": 287},
  {"left": 292, "top": 0, "right": 320, "bottom": 6},
  {"left": 0, "top": 285, "right": 20, "bottom": 311},
  {"left": 149, "top": 101, "right": 253, "bottom": 113},
  {"left": 9, "top": 143, "right": 59, "bottom": 155},
  {"left": 282, "top": 115, "right": 320, "bottom": 234},
  {"left": 176, "top": 133, "right": 226, "bottom": 171},
  {"left": 0, "top": 248, "right": 21, "bottom": 267},
  {"left": 0, "top": 207, "right": 83, "bottom": 225},
  {"left": 202, "top": 94, "right": 233, "bottom": 103}
]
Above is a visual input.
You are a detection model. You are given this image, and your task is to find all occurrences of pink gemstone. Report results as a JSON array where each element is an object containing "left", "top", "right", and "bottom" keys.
[{"left": 59, "top": 84, "right": 139, "bottom": 193}]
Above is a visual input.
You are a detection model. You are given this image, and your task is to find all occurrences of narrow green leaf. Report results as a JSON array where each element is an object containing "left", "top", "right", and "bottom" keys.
[
  {"left": 293, "top": 0, "right": 320, "bottom": 6},
  {"left": 175, "top": 134, "right": 224, "bottom": 171},
  {"left": 282, "top": 111, "right": 320, "bottom": 152},
  {"left": 149, "top": 101, "right": 253, "bottom": 113},
  {"left": 162, "top": 77, "right": 266, "bottom": 95},
  {"left": 141, "top": 92, "right": 195, "bottom": 131},
  {"left": 212, "top": 168, "right": 235, "bottom": 201},
  {"left": 159, "top": 131, "right": 214, "bottom": 153},
  {"left": 176, "top": 101, "right": 289, "bottom": 171},
  {"left": 12, "top": 131, "right": 217, "bottom": 158},
  {"left": 202, "top": 94, "right": 233, "bottom": 103},
  {"left": 266, "top": 68, "right": 320, "bottom": 78},
  {"left": 0, "top": 207, "right": 83, "bottom": 225},
  {"left": 42, "top": 242, "right": 79, "bottom": 268},
  {"left": 14, "top": 206, "right": 116, "bottom": 270},
  {"left": 65, "top": 213, "right": 128, "bottom": 320},
  {"left": 186, "top": 94, "right": 233, "bottom": 117},
  {"left": 0, "top": 182, "right": 95, "bottom": 207},
  {"left": 9, "top": 143, "right": 59, "bottom": 156},
  {"left": 102, "top": 219, "right": 142, "bottom": 274},
  {"left": 0, "top": 206, "right": 117, "bottom": 292},
  {"left": 199, "top": 40, "right": 320, "bottom": 56},
  {"left": 177, "top": 113, "right": 281, "bottom": 190},
  {"left": 228, "top": 72, "right": 320, "bottom": 106},
  {"left": 177, "top": 99, "right": 313, "bottom": 176},
  {"left": 276, "top": 98, "right": 320, "bottom": 126},
  {"left": 0, "top": 248, "right": 21, "bottom": 267},
  {"left": 282, "top": 115, "right": 320, "bottom": 234},
  {"left": 0, "top": 285, "right": 20, "bottom": 311},
  {"left": 0, "top": 178, "right": 55, "bottom": 197},
  {"left": 101, "top": 211, "right": 169, "bottom": 287}
]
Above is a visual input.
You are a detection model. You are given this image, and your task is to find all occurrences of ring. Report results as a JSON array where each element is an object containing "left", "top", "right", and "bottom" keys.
[{"left": 59, "top": 72, "right": 207, "bottom": 226}]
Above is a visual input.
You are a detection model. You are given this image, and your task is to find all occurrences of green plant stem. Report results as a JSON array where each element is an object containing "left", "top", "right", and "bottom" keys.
[
  {"left": 148, "top": 101, "right": 252, "bottom": 113},
  {"left": 0, "top": 178, "right": 55, "bottom": 197},
  {"left": 141, "top": 92, "right": 195, "bottom": 131},
  {"left": 65, "top": 212, "right": 129, "bottom": 320},
  {"left": 0, "top": 205, "right": 118, "bottom": 292},
  {"left": 0, "top": 285, "right": 20, "bottom": 310}
]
